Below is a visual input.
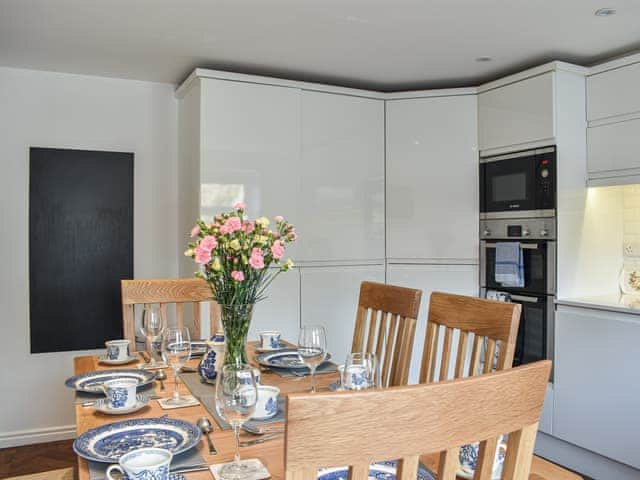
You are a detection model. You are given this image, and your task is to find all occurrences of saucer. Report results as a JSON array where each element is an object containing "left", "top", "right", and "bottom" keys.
[
  {"left": 255, "top": 341, "right": 287, "bottom": 353},
  {"left": 93, "top": 394, "right": 150, "bottom": 415},
  {"left": 98, "top": 355, "right": 138, "bottom": 366},
  {"left": 122, "top": 473, "right": 185, "bottom": 480}
]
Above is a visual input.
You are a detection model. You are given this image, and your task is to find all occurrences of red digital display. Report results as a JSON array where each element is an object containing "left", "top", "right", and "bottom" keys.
[{"left": 541, "top": 159, "right": 549, "bottom": 165}]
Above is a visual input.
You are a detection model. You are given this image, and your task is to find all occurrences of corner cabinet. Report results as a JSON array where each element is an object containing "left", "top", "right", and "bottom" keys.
[{"left": 478, "top": 72, "right": 555, "bottom": 153}]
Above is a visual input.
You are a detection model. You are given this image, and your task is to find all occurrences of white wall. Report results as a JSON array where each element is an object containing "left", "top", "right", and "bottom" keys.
[{"left": 0, "top": 67, "right": 178, "bottom": 447}]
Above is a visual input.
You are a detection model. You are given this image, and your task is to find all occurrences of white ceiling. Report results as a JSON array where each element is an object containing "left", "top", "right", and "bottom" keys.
[{"left": 1, "top": 0, "right": 639, "bottom": 90}]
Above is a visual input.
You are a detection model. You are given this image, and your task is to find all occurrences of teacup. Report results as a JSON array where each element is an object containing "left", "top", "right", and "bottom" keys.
[
  {"left": 459, "top": 437, "right": 507, "bottom": 477},
  {"left": 103, "top": 378, "right": 138, "bottom": 410},
  {"left": 253, "top": 385, "right": 280, "bottom": 420},
  {"left": 105, "top": 339, "right": 130, "bottom": 361},
  {"left": 259, "top": 331, "right": 281, "bottom": 350},
  {"left": 239, "top": 367, "right": 261, "bottom": 385},
  {"left": 106, "top": 447, "right": 172, "bottom": 480},
  {"left": 342, "top": 364, "right": 370, "bottom": 390}
]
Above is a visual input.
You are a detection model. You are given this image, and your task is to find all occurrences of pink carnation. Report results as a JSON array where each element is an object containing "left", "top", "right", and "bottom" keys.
[
  {"left": 190, "top": 225, "right": 200, "bottom": 237},
  {"left": 249, "top": 248, "right": 265, "bottom": 269},
  {"left": 271, "top": 240, "right": 285, "bottom": 259},
  {"left": 274, "top": 215, "right": 283, "bottom": 222},
  {"left": 220, "top": 216, "right": 242, "bottom": 234},
  {"left": 243, "top": 221, "right": 255, "bottom": 233},
  {"left": 194, "top": 246, "right": 212, "bottom": 265},
  {"left": 234, "top": 202, "right": 247, "bottom": 210},
  {"left": 231, "top": 270, "right": 245, "bottom": 282},
  {"left": 200, "top": 235, "right": 218, "bottom": 251}
]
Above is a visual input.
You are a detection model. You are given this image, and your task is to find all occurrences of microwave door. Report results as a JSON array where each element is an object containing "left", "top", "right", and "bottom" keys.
[{"left": 482, "top": 155, "right": 536, "bottom": 212}]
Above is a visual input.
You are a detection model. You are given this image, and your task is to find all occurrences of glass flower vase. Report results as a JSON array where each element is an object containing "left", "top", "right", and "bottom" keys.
[{"left": 219, "top": 303, "right": 253, "bottom": 367}]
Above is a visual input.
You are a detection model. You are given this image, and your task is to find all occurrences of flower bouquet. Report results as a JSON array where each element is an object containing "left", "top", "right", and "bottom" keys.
[{"left": 185, "top": 202, "right": 297, "bottom": 367}]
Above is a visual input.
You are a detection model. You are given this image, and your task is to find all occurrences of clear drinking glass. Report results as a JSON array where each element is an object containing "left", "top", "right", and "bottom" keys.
[
  {"left": 343, "top": 352, "right": 378, "bottom": 390},
  {"left": 142, "top": 305, "right": 165, "bottom": 365},
  {"left": 161, "top": 327, "right": 192, "bottom": 406},
  {"left": 216, "top": 364, "right": 258, "bottom": 480},
  {"left": 297, "top": 325, "right": 327, "bottom": 393}
]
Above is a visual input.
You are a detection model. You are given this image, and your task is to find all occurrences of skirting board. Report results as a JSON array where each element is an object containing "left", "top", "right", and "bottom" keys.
[{"left": 0, "top": 424, "right": 76, "bottom": 448}]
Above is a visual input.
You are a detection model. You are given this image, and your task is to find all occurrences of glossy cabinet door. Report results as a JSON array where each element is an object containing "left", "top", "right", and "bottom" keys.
[
  {"left": 555, "top": 306, "right": 640, "bottom": 469},
  {"left": 299, "top": 91, "right": 384, "bottom": 263},
  {"left": 478, "top": 72, "right": 555, "bottom": 152},
  {"left": 199, "top": 78, "right": 302, "bottom": 259},
  {"left": 386, "top": 264, "right": 479, "bottom": 383},
  {"left": 249, "top": 268, "right": 300, "bottom": 344},
  {"left": 386, "top": 95, "right": 478, "bottom": 262},
  {"left": 588, "top": 118, "right": 640, "bottom": 175},
  {"left": 300, "top": 264, "right": 385, "bottom": 364},
  {"left": 588, "top": 62, "right": 640, "bottom": 121}
]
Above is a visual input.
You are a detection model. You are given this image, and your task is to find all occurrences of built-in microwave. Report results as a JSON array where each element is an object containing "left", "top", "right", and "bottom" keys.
[{"left": 480, "top": 146, "right": 556, "bottom": 217}]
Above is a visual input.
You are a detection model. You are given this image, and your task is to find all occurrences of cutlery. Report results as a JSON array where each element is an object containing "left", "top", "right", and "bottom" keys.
[
  {"left": 171, "top": 464, "right": 209, "bottom": 474},
  {"left": 242, "top": 423, "right": 285, "bottom": 435},
  {"left": 156, "top": 370, "right": 167, "bottom": 391},
  {"left": 239, "top": 433, "right": 282, "bottom": 447},
  {"left": 197, "top": 417, "right": 218, "bottom": 455},
  {"left": 180, "top": 366, "right": 197, "bottom": 373}
]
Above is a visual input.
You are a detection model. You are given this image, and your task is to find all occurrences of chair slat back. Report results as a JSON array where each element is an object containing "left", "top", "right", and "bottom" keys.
[
  {"left": 121, "top": 278, "right": 218, "bottom": 350},
  {"left": 351, "top": 282, "right": 422, "bottom": 387},
  {"left": 284, "top": 360, "right": 551, "bottom": 480},
  {"left": 420, "top": 292, "right": 521, "bottom": 384}
]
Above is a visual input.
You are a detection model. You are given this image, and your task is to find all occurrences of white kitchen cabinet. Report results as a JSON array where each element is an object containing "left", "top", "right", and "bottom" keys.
[
  {"left": 478, "top": 72, "right": 555, "bottom": 152},
  {"left": 587, "top": 61, "right": 640, "bottom": 121},
  {"left": 300, "top": 264, "right": 385, "bottom": 364},
  {"left": 588, "top": 118, "right": 640, "bottom": 178},
  {"left": 386, "top": 95, "right": 478, "bottom": 262},
  {"left": 386, "top": 264, "right": 478, "bottom": 383},
  {"left": 199, "top": 78, "right": 302, "bottom": 260},
  {"left": 249, "top": 267, "right": 300, "bottom": 344},
  {"left": 554, "top": 305, "right": 640, "bottom": 469},
  {"left": 300, "top": 91, "right": 384, "bottom": 263}
]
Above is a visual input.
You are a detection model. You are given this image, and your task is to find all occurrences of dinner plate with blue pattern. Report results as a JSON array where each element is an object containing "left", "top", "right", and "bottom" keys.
[
  {"left": 256, "top": 349, "right": 332, "bottom": 370},
  {"left": 74, "top": 417, "right": 201, "bottom": 462},
  {"left": 318, "top": 461, "right": 435, "bottom": 480},
  {"left": 65, "top": 369, "right": 156, "bottom": 393}
]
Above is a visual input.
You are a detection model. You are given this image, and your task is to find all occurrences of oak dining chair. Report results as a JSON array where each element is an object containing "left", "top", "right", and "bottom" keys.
[
  {"left": 419, "top": 292, "right": 521, "bottom": 384},
  {"left": 285, "top": 360, "right": 552, "bottom": 480},
  {"left": 351, "top": 281, "right": 422, "bottom": 387},
  {"left": 120, "top": 278, "right": 218, "bottom": 350}
]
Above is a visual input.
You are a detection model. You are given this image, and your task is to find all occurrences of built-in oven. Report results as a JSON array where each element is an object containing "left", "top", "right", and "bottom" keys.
[{"left": 480, "top": 146, "right": 556, "bottom": 217}]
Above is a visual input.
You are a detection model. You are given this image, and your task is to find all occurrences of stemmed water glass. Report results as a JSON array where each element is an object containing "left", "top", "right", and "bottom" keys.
[
  {"left": 215, "top": 365, "right": 258, "bottom": 480},
  {"left": 161, "top": 327, "right": 192, "bottom": 406},
  {"left": 297, "top": 325, "right": 327, "bottom": 393},
  {"left": 142, "top": 304, "right": 165, "bottom": 365}
]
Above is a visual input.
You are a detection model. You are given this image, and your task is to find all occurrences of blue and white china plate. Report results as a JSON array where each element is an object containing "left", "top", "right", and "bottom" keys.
[
  {"left": 256, "top": 349, "right": 332, "bottom": 370},
  {"left": 92, "top": 394, "right": 150, "bottom": 415},
  {"left": 98, "top": 355, "right": 138, "bottom": 366},
  {"left": 65, "top": 369, "right": 156, "bottom": 393},
  {"left": 121, "top": 474, "right": 185, "bottom": 480},
  {"left": 456, "top": 469, "right": 501, "bottom": 480},
  {"left": 73, "top": 417, "right": 201, "bottom": 462},
  {"left": 318, "top": 461, "right": 435, "bottom": 480}
]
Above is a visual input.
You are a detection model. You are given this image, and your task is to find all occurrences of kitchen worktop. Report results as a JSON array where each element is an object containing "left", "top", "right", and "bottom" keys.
[{"left": 556, "top": 293, "right": 640, "bottom": 316}]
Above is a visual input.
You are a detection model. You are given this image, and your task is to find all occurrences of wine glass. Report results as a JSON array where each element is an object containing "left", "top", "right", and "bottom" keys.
[
  {"left": 297, "top": 325, "right": 327, "bottom": 393},
  {"left": 161, "top": 327, "right": 192, "bottom": 406},
  {"left": 215, "top": 365, "right": 258, "bottom": 480},
  {"left": 343, "top": 352, "right": 378, "bottom": 390},
  {"left": 142, "top": 305, "right": 165, "bottom": 365}
]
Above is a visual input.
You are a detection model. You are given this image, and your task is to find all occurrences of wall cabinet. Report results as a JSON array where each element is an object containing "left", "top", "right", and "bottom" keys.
[
  {"left": 554, "top": 305, "right": 640, "bottom": 469},
  {"left": 587, "top": 118, "right": 640, "bottom": 180},
  {"left": 300, "top": 264, "right": 385, "bottom": 364},
  {"left": 386, "top": 95, "right": 478, "bottom": 263},
  {"left": 587, "top": 61, "right": 640, "bottom": 121},
  {"left": 478, "top": 72, "right": 555, "bottom": 152},
  {"left": 386, "top": 263, "right": 478, "bottom": 383}
]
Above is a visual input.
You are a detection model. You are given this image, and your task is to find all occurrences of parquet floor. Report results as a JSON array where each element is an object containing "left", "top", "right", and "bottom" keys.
[{"left": 0, "top": 440, "right": 77, "bottom": 479}]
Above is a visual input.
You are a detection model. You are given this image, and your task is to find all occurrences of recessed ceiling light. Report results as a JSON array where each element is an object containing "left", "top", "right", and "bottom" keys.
[
  {"left": 595, "top": 8, "right": 616, "bottom": 16},
  {"left": 476, "top": 57, "right": 492, "bottom": 62}
]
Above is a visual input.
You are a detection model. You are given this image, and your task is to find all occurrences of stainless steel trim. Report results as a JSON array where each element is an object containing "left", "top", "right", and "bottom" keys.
[
  {"left": 547, "top": 240, "right": 557, "bottom": 294},
  {"left": 480, "top": 210, "right": 556, "bottom": 220},
  {"left": 479, "top": 146, "right": 555, "bottom": 162},
  {"left": 510, "top": 294, "right": 539, "bottom": 303},
  {"left": 485, "top": 243, "right": 540, "bottom": 250}
]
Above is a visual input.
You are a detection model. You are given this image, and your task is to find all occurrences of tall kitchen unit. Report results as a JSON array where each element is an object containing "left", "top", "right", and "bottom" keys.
[
  {"left": 385, "top": 91, "right": 480, "bottom": 383},
  {"left": 176, "top": 70, "right": 385, "bottom": 362}
]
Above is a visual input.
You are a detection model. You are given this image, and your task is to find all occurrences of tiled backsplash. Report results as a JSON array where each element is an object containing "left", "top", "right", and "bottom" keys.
[{"left": 623, "top": 185, "right": 640, "bottom": 258}]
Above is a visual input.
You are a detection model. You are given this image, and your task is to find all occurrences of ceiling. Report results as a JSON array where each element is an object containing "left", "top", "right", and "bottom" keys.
[{"left": 1, "top": 0, "right": 639, "bottom": 91}]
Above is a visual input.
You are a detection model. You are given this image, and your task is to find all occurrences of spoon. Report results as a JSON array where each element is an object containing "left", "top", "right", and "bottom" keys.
[
  {"left": 156, "top": 370, "right": 166, "bottom": 391},
  {"left": 197, "top": 417, "right": 217, "bottom": 455}
]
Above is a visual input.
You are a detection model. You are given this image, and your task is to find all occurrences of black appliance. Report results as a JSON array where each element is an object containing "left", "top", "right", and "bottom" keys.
[{"left": 480, "top": 146, "right": 556, "bottom": 217}]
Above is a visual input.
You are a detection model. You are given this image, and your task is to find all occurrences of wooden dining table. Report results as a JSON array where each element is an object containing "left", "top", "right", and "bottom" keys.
[{"left": 73, "top": 343, "right": 581, "bottom": 480}]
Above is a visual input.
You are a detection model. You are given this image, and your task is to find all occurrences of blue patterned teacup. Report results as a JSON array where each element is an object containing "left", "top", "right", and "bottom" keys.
[
  {"left": 106, "top": 447, "right": 172, "bottom": 480},
  {"left": 103, "top": 378, "right": 137, "bottom": 410},
  {"left": 252, "top": 385, "right": 280, "bottom": 420},
  {"left": 259, "top": 331, "right": 281, "bottom": 350},
  {"left": 459, "top": 437, "right": 507, "bottom": 476},
  {"left": 105, "top": 339, "right": 130, "bottom": 361}
]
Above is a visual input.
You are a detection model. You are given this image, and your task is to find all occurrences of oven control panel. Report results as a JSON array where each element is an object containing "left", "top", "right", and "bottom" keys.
[{"left": 480, "top": 217, "right": 556, "bottom": 240}]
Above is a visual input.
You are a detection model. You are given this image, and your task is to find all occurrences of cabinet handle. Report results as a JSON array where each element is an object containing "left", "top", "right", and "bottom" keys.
[
  {"left": 510, "top": 294, "right": 539, "bottom": 303},
  {"left": 485, "top": 243, "right": 539, "bottom": 250}
]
